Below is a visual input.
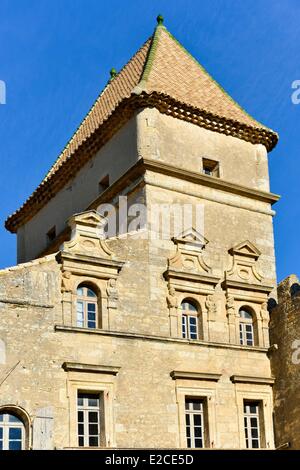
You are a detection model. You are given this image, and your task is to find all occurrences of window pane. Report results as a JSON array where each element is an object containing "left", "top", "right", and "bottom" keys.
[
  {"left": 250, "top": 417, "right": 258, "bottom": 427},
  {"left": 88, "top": 321, "right": 96, "bottom": 329},
  {"left": 78, "top": 424, "right": 84, "bottom": 436},
  {"left": 89, "top": 412, "right": 99, "bottom": 423},
  {"left": 194, "top": 438, "right": 203, "bottom": 448},
  {"left": 0, "top": 440, "right": 2, "bottom": 450},
  {"left": 240, "top": 309, "right": 252, "bottom": 319},
  {"left": 88, "top": 397, "right": 99, "bottom": 407},
  {"left": 77, "top": 287, "right": 84, "bottom": 296},
  {"left": 88, "top": 303, "right": 96, "bottom": 312},
  {"left": 87, "top": 289, "right": 97, "bottom": 298},
  {"left": 9, "top": 428, "right": 22, "bottom": 440},
  {"left": 0, "top": 415, "right": 3, "bottom": 422},
  {"left": 250, "top": 405, "right": 258, "bottom": 414},
  {"left": 0, "top": 428, "right": 2, "bottom": 439},
  {"left": 194, "top": 415, "right": 202, "bottom": 426},
  {"left": 185, "top": 415, "right": 190, "bottom": 425},
  {"left": 252, "top": 440, "right": 259, "bottom": 449},
  {"left": 188, "top": 303, "right": 197, "bottom": 312},
  {"left": 189, "top": 317, "right": 197, "bottom": 325},
  {"left": 78, "top": 436, "right": 84, "bottom": 447},
  {"left": 89, "top": 424, "right": 98, "bottom": 436},
  {"left": 195, "top": 427, "right": 202, "bottom": 438},
  {"left": 78, "top": 411, "right": 84, "bottom": 422},
  {"left": 77, "top": 396, "right": 84, "bottom": 406},
  {"left": 187, "top": 438, "right": 191, "bottom": 448},
  {"left": 251, "top": 428, "right": 258, "bottom": 439},
  {"left": 9, "top": 441, "right": 22, "bottom": 450},
  {"left": 8, "top": 415, "right": 21, "bottom": 423},
  {"left": 89, "top": 436, "right": 99, "bottom": 447}
]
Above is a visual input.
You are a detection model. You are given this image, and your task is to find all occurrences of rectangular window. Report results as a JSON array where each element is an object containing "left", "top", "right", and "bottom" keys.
[
  {"left": 202, "top": 158, "right": 220, "bottom": 177},
  {"left": 239, "top": 323, "right": 254, "bottom": 346},
  {"left": 185, "top": 398, "right": 206, "bottom": 448},
  {"left": 182, "top": 314, "right": 198, "bottom": 340},
  {"left": 77, "top": 392, "right": 101, "bottom": 447},
  {"left": 244, "top": 401, "right": 262, "bottom": 449}
]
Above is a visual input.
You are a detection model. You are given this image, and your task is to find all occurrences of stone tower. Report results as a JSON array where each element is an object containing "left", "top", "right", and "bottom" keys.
[{"left": 0, "top": 17, "right": 279, "bottom": 449}]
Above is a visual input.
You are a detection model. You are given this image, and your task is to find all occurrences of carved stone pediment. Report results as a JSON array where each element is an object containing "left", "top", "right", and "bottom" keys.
[
  {"left": 61, "top": 210, "right": 113, "bottom": 259},
  {"left": 229, "top": 240, "right": 261, "bottom": 260},
  {"left": 225, "top": 240, "right": 263, "bottom": 285},
  {"left": 168, "top": 228, "right": 211, "bottom": 274}
]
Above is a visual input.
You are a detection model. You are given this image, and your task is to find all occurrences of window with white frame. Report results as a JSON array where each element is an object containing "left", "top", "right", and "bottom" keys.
[
  {"left": 239, "top": 307, "right": 254, "bottom": 346},
  {"left": 77, "top": 392, "right": 102, "bottom": 447},
  {"left": 181, "top": 300, "right": 199, "bottom": 340},
  {"left": 185, "top": 398, "right": 206, "bottom": 448},
  {"left": 0, "top": 413, "right": 25, "bottom": 450},
  {"left": 76, "top": 284, "right": 99, "bottom": 329},
  {"left": 243, "top": 401, "right": 262, "bottom": 449}
]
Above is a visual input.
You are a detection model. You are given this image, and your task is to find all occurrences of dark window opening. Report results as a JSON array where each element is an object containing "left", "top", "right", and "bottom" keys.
[
  {"left": 99, "top": 175, "right": 110, "bottom": 194},
  {"left": 202, "top": 158, "right": 220, "bottom": 177},
  {"left": 46, "top": 226, "right": 56, "bottom": 244}
]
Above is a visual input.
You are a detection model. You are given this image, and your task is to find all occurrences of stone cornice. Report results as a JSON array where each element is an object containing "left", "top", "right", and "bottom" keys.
[
  {"left": 230, "top": 375, "right": 275, "bottom": 385},
  {"left": 222, "top": 279, "right": 274, "bottom": 294},
  {"left": 170, "top": 371, "right": 221, "bottom": 381},
  {"left": 5, "top": 92, "right": 278, "bottom": 234},
  {"left": 35, "top": 158, "right": 280, "bottom": 258},
  {"left": 57, "top": 251, "right": 124, "bottom": 271},
  {"left": 55, "top": 325, "right": 269, "bottom": 353},
  {"left": 62, "top": 362, "right": 120, "bottom": 375},
  {"left": 0, "top": 297, "right": 54, "bottom": 309},
  {"left": 164, "top": 269, "right": 220, "bottom": 286}
]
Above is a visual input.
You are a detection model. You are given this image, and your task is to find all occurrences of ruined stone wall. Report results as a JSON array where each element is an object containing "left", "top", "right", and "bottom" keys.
[{"left": 270, "top": 274, "right": 300, "bottom": 449}]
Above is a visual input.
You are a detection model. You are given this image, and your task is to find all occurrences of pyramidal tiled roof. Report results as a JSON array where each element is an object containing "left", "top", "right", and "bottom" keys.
[{"left": 6, "top": 18, "right": 278, "bottom": 233}]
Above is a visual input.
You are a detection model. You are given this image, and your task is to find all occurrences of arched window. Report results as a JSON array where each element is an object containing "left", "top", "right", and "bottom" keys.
[
  {"left": 76, "top": 284, "right": 99, "bottom": 329},
  {"left": 239, "top": 307, "right": 255, "bottom": 346},
  {"left": 0, "top": 412, "right": 25, "bottom": 450},
  {"left": 181, "top": 300, "right": 199, "bottom": 340}
]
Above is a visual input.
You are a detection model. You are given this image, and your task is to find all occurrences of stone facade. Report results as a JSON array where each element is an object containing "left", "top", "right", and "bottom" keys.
[
  {"left": 0, "top": 21, "right": 281, "bottom": 450},
  {"left": 269, "top": 275, "right": 300, "bottom": 450}
]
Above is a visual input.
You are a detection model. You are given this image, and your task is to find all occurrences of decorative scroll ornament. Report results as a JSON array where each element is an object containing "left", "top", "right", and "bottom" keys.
[
  {"left": 225, "top": 240, "right": 263, "bottom": 284},
  {"left": 168, "top": 228, "right": 211, "bottom": 274}
]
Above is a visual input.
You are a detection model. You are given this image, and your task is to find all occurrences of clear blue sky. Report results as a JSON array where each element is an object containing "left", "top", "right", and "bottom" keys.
[{"left": 0, "top": 0, "right": 299, "bottom": 283}]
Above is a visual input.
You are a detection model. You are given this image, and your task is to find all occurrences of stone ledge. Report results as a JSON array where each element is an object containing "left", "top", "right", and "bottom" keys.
[
  {"left": 0, "top": 298, "right": 54, "bottom": 308},
  {"left": 55, "top": 325, "right": 269, "bottom": 353},
  {"left": 230, "top": 375, "right": 275, "bottom": 385},
  {"left": 62, "top": 362, "right": 120, "bottom": 375},
  {"left": 170, "top": 371, "right": 221, "bottom": 381}
]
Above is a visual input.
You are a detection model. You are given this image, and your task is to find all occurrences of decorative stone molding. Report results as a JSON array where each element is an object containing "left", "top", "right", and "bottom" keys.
[
  {"left": 56, "top": 210, "right": 124, "bottom": 329},
  {"left": 164, "top": 229, "right": 220, "bottom": 293},
  {"left": 230, "top": 375, "right": 275, "bottom": 386},
  {"left": 205, "top": 295, "right": 218, "bottom": 322},
  {"left": 170, "top": 370, "right": 221, "bottom": 382},
  {"left": 168, "top": 228, "right": 210, "bottom": 273},
  {"left": 106, "top": 279, "right": 119, "bottom": 310},
  {"left": 62, "top": 362, "right": 120, "bottom": 375},
  {"left": 225, "top": 241, "right": 263, "bottom": 285}
]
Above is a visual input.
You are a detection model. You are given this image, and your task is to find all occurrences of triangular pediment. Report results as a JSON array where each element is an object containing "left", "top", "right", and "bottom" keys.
[
  {"left": 173, "top": 228, "right": 209, "bottom": 248},
  {"left": 69, "top": 210, "right": 106, "bottom": 228},
  {"left": 229, "top": 240, "right": 261, "bottom": 259}
]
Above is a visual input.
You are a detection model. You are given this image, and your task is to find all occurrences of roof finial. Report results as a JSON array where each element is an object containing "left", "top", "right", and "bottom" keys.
[
  {"left": 110, "top": 68, "right": 117, "bottom": 80},
  {"left": 156, "top": 14, "right": 164, "bottom": 25}
]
